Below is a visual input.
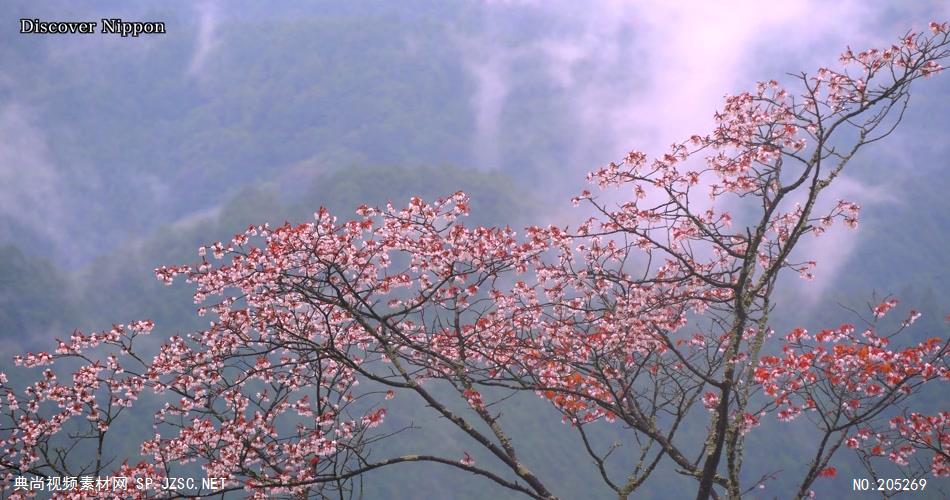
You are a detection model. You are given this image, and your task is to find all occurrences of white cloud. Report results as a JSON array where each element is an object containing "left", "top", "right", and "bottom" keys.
[
  {"left": 459, "top": 0, "right": 950, "bottom": 303},
  {"left": 188, "top": 0, "right": 222, "bottom": 76},
  {"left": 0, "top": 104, "right": 67, "bottom": 249}
]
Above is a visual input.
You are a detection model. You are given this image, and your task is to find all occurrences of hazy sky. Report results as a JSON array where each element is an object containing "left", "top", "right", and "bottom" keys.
[
  {"left": 462, "top": 0, "right": 949, "bottom": 299},
  {"left": 1, "top": 1, "right": 947, "bottom": 292}
]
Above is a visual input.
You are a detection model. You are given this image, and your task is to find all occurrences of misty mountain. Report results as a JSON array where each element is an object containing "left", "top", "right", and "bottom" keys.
[{"left": 1, "top": 1, "right": 948, "bottom": 498}]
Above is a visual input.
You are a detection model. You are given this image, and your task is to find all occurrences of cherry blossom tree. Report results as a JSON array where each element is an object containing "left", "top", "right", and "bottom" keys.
[{"left": 2, "top": 23, "right": 949, "bottom": 500}]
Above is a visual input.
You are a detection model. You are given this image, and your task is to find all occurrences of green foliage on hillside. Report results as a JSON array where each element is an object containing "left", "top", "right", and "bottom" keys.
[{"left": 0, "top": 246, "right": 78, "bottom": 352}]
